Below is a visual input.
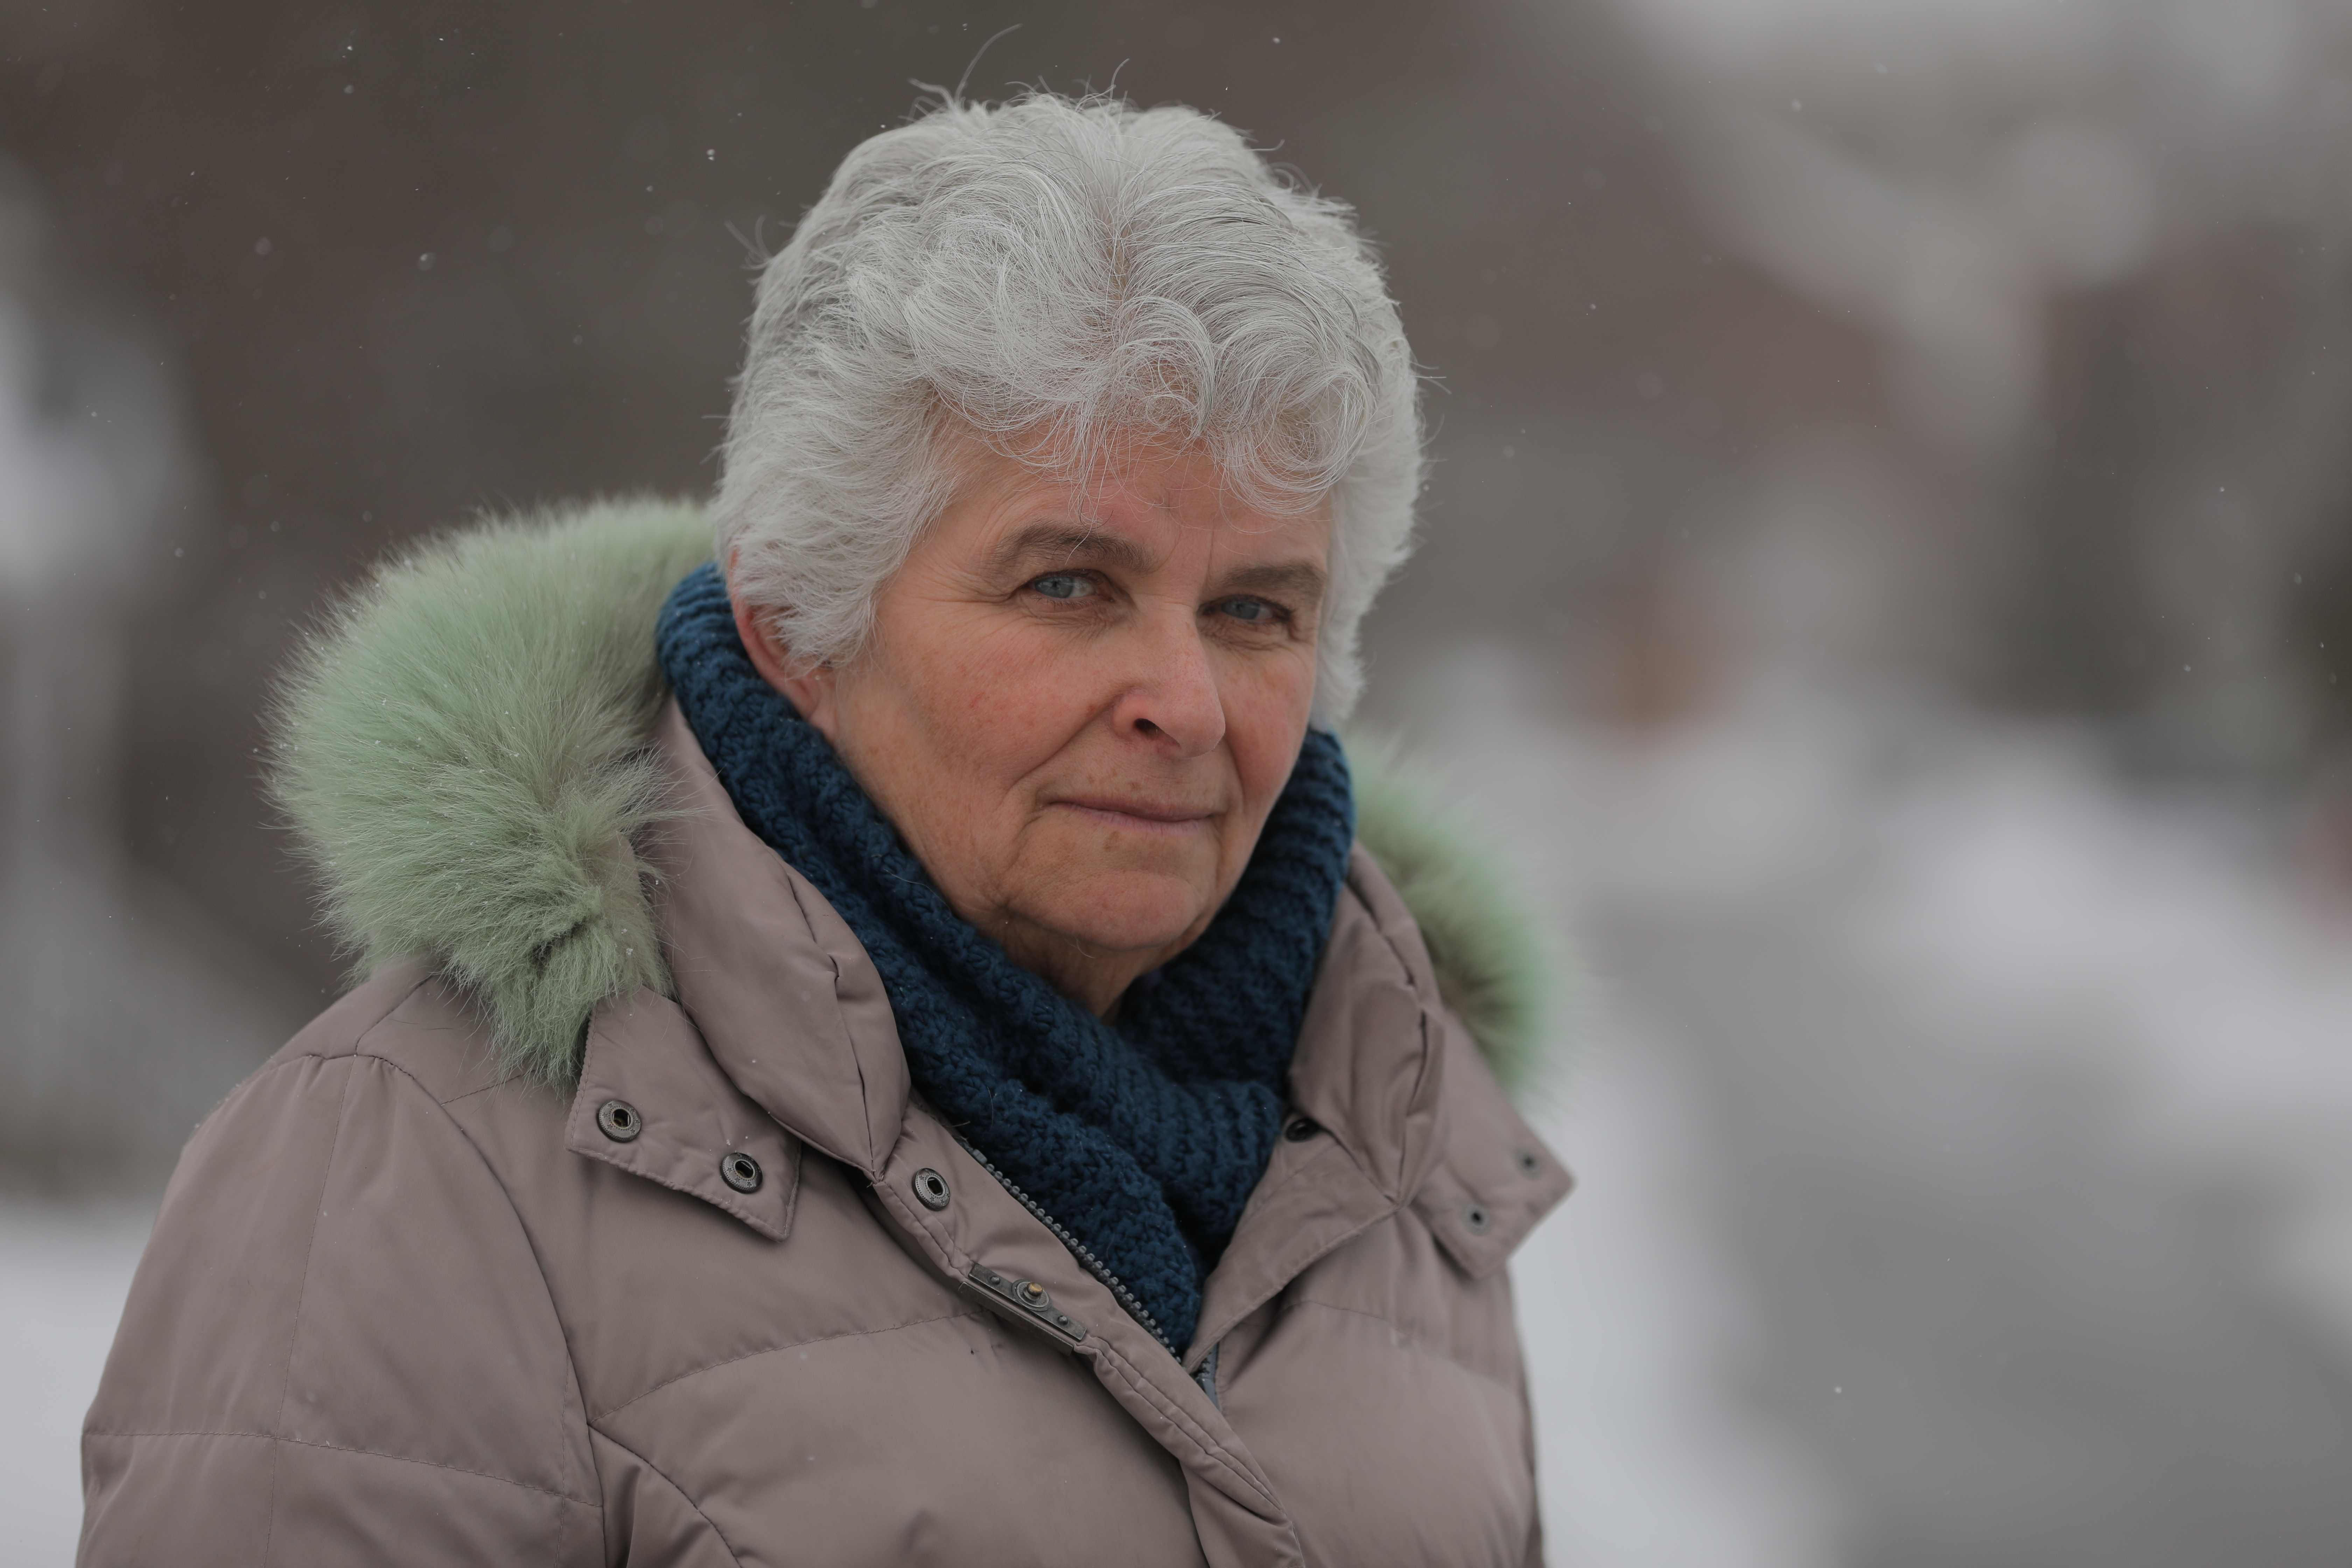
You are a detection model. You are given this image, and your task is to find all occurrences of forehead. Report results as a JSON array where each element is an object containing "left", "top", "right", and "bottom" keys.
[{"left": 941, "top": 433, "right": 1333, "bottom": 564}]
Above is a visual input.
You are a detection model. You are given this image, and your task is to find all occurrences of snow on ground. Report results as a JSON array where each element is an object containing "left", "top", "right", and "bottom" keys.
[
  {"left": 4, "top": 1204, "right": 149, "bottom": 1568},
  {"left": 1841, "top": 739, "right": 2352, "bottom": 1365},
  {"left": 1515, "top": 1033, "right": 1849, "bottom": 1568},
  {"left": 1522, "top": 671, "right": 2352, "bottom": 1372},
  {"left": 1423, "top": 644, "right": 2352, "bottom": 1563}
]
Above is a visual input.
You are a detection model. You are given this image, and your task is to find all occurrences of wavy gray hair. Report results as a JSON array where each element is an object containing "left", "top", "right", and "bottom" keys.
[{"left": 713, "top": 92, "right": 1422, "bottom": 721}]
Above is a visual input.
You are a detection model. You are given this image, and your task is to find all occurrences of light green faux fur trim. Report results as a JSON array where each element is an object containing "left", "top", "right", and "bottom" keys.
[
  {"left": 271, "top": 499, "right": 712, "bottom": 1083},
  {"left": 269, "top": 498, "right": 1567, "bottom": 1094},
  {"left": 1345, "top": 733, "right": 1566, "bottom": 1100}
]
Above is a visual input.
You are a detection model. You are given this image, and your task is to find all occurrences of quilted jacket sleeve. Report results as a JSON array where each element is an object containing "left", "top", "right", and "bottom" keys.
[{"left": 78, "top": 1040, "right": 605, "bottom": 1566}]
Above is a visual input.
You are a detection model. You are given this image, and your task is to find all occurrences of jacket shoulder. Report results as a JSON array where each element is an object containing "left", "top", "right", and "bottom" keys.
[
  {"left": 1340, "top": 848, "right": 1574, "bottom": 1278},
  {"left": 262, "top": 959, "right": 523, "bottom": 1105},
  {"left": 82, "top": 968, "right": 602, "bottom": 1564}
]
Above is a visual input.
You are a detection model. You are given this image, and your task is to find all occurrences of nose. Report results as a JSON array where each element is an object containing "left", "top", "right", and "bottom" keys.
[{"left": 1109, "top": 616, "right": 1226, "bottom": 758}]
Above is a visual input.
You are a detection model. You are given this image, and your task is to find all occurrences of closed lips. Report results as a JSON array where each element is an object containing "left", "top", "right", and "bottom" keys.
[{"left": 1055, "top": 799, "right": 1217, "bottom": 830}]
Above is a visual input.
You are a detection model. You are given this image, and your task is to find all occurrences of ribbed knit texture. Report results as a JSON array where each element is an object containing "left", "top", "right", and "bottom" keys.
[{"left": 655, "top": 562, "right": 1354, "bottom": 1349}]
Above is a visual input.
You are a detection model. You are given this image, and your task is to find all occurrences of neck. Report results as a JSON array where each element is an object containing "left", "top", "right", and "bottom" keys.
[{"left": 989, "top": 915, "right": 1190, "bottom": 1017}]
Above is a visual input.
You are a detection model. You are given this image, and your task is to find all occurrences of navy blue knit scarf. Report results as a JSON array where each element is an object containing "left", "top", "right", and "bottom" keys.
[{"left": 655, "top": 562, "right": 1354, "bottom": 1350}]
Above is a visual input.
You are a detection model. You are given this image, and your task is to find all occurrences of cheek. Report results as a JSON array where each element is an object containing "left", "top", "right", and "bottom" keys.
[
  {"left": 869, "top": 617, "right": 1098, "bottom": 790},
  {"left": 1218, "top": 650, "right": 1320, "bottom": 822}
]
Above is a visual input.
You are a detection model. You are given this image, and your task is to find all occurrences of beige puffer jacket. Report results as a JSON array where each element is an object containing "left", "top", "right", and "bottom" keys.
[{"left": 79, "top": 507, "right": 1573, "bottom": 1568}]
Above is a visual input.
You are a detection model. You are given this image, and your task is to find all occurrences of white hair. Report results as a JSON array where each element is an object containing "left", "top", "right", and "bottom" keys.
[{"left": 714, "top": 91, "right": 1422, "bottom": 721}]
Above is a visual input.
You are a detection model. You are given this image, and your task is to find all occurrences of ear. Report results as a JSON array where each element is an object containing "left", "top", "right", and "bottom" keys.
[{"left": 727, "top": 568, "right": 842, "bottom": 740}]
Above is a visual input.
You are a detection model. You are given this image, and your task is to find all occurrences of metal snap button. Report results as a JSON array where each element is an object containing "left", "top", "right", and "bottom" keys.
[
  {"left": 721, "top": 1151, "right": 763, "bottom": 1194},
  {"left": 1514, "top": 1149, "right": 1542, "bottom": 1178},
  {"left": 1017, "top": 1280, "right": 1052, "bottom": 1309},
  {"left": 911, "top": 1168, "right": 951, "bottom": 1210},
  {"left": 596, "top": 1100, "right": 642, "bottom": 1142},
  {"left": 1283, "top": 1116, "right": 1320, "bottom": 1142},
  {"left": 1463, "top": 1202, "right": 1493, "bottom": 1236}
]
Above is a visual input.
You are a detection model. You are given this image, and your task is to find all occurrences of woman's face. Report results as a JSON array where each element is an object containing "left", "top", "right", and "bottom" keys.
[{"left": 736, "top": 436, "right": 1330, "bottom": 1016}]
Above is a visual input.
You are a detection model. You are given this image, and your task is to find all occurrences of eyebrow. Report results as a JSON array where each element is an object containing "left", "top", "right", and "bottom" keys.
[
  {"left": 990, "top": 523, "right": 1329, "bottom": 607},
  {"left": 1215, "top": 560, "right": 1328, "bottom": 607},
  {"left": 989, "top": 524, "right": 1157, "bottom": 578}
]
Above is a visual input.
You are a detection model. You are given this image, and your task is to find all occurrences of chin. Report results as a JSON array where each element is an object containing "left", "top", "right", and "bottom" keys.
[{"left": 1034, "top": 873, "right": 1212, "bottom": 957}]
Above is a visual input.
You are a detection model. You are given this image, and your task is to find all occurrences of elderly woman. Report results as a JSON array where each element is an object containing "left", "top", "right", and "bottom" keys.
[{"left": 80, "top": 94, "right": 1568, "bottom": 1567}]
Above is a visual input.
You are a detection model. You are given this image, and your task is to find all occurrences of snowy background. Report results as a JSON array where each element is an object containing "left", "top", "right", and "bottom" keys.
[
  {"left": 7, "top": 0, "right": 2352, "bottom": 1562},
  {"left": 1475, "top": 674, "right": 2352, "bottom": 1566}
]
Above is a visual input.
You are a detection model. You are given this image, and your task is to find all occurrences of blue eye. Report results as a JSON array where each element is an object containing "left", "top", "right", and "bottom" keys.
[
  {"left": 1030, "top": 574, "right": 1092, "bottom": 601},
  {"left": 1219, "top": 597, "right": 1273, "bottom": 623}
]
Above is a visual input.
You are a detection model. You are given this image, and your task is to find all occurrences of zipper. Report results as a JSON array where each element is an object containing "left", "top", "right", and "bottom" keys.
[{"left": 954, "top": 1135, "right": 1178, "bottom": 1356}]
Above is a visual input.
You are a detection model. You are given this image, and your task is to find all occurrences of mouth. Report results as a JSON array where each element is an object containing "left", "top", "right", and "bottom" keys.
[{"left": 1051, "top": 798, "right": 1219, "bottom": 835}]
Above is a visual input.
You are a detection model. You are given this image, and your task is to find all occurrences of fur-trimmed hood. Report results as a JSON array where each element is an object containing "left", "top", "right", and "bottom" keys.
[{"left": 268, "top": 499, "right": 1563, "bottom": 1094}]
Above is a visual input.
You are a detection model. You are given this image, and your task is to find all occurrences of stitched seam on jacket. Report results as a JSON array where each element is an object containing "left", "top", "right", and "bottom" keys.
[
  {"left": 572, "top": 1136, "right": 792, "bottom": 1240},
  {"left": 775, "top": 1138, "right": 802, "bottom": 1236},
  {"left": 778, "top": 870, "right": 891, "bottom": 1178},
  {"left": 262, "top": 1056, "right": 360, "bottom": 1567},
  {"left": 334, "top": 1041, "right": 603, "bottom": 1506},
  {"left": 204, "top": 971, "right": 438, "bottom": 1147},
  {"left": 590, "top": 1305, "right": 990, "bottom": 1424},
  {"left": 82, "top": 1428, "right": 603, "bottom": 1505},
  {"left": 1329, "top": 877, "right": 1442, "bottom": 1203},
  {"left": 437, "top": 1074, "right": 518, "bottom": 1108},
  {"left": 1347, "top": 863, "right": 1436, "bottom": 1001},
  {"left": 589, "top": 1428, "right": 747, "bottom": 1568},
  {"left": 215, "top": 969, "right": 435, "bottom": 1091},
  {"left": 1194, "top": 1175, "right": 1397, "bottom": 1356},
  {"left": 1276, "top": 1296, "right": 1524, "bottom": 1393},
  {"left": 1090, "top": 1343, "right": 1283, "bottom": 1514}
]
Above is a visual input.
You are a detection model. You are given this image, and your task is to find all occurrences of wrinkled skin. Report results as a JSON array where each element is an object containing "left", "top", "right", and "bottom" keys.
[{"left": 735, "top": 436, "right": 1331, "bottom": 1015}]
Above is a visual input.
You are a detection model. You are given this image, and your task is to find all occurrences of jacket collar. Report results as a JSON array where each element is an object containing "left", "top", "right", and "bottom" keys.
[
  {"left": 563, "top": 988, "right": 806, "bottom": 1240},
  {"left": 638, "top": 701, "right": 911, "bottom": 1176}
]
